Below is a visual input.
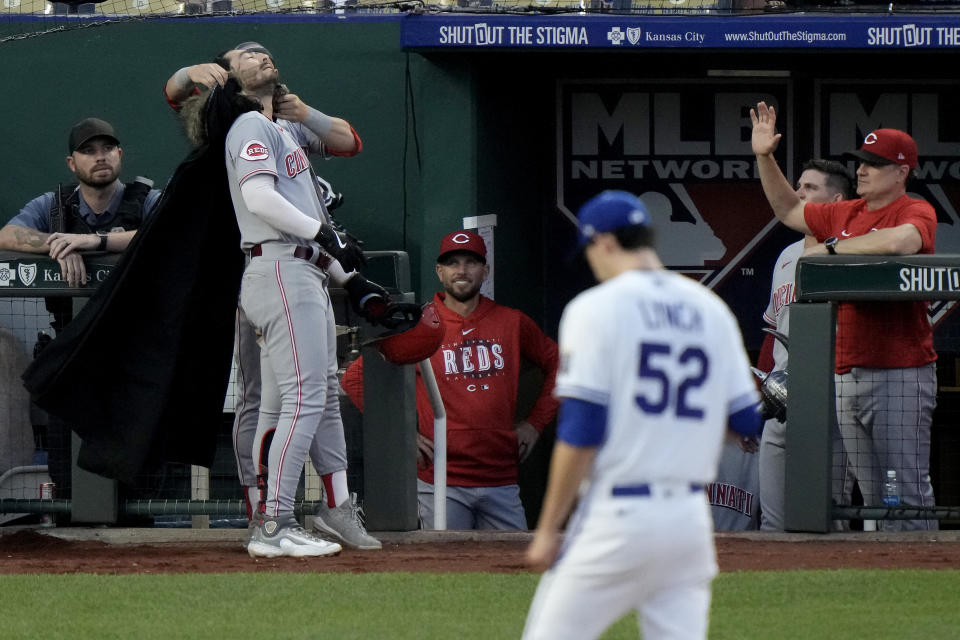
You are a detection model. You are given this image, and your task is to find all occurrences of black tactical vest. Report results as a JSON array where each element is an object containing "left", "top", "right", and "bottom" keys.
[{"left": 48, "top": 178, "right": 153, "bottom": 234}]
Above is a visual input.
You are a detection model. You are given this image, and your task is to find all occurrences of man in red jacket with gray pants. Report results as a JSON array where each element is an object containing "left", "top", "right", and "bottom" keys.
[{"left": 343, "top": 230, "right": 559, "bottom": 529}]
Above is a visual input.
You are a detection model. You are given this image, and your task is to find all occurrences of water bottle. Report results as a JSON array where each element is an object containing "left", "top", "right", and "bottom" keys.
[{"left": 882, "top": 469, "right": 900, "bottom": 507}]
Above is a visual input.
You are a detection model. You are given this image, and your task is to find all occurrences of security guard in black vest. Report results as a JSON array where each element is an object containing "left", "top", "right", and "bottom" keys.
[{"left": 0, "top": 118, "right": 163, "bottom": 509}]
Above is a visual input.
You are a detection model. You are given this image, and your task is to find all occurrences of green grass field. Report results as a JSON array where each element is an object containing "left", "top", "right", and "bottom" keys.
[{"left": 1, "top": 570, "right": 958, "bottom": 639}]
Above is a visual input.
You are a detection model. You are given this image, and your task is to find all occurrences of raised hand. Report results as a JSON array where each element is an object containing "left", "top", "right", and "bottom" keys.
[
  {"left": 750, "top": 101, "right": 782, "bottom": 157},
  {"left": 187, "top": 63, "right": 229, "bottom": 89}
]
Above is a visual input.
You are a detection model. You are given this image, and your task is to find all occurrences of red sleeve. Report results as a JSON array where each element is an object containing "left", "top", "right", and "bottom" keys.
[
  {"left": 340, "top": 357, "right": 364, "bottom": 411},
  {"left": 342, "top": 355, "right": 438, "bottom": 433},
  {"left": 327, "top": 126, "right": 363, "bottom": 157},
  {"left": 163, "top": 85, "right": 200, "bottom": 112},
  {"left": 899, "top": 200, "right": 938, "bottom": 252},
  {"left": 802, "top": 201, "right": 838, "bottom": 242},
  {"left": 518, "top": 313, "right": 560, "bottom": 432},
  {"left": 757, "top": 332, "right": 775, "bottom": 373}
]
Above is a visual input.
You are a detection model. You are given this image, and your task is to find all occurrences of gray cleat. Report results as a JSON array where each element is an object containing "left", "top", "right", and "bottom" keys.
[
  {"left": 248, "top": 514, "right": 343, "bottom": 558},
  {"left": 313, "top": 493, "right": 382, "bottom": 550},
  {"left": 243, "top": 519, "right": 256, "bottom": 549}
]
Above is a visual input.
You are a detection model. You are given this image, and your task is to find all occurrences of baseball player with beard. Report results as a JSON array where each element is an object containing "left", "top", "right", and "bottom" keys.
[
  {"left": 195, "top": 47, "right": 396, "bottom": 556},
  {"left": 342, "top": 230, "right": 559, "bottom": 530},
  {"left": 523, "top": 191, "right": 760, "bottom": 640},
  {"left": 757, "top": 159, "right": 856, "bottom": 531},
  {"left": 169, "top": 42, "right": 381, "bottom": 551}
]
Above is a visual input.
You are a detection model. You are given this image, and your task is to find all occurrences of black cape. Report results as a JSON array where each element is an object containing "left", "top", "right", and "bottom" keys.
[{"left": 22, "top": 134, "right": 244, "bottom": 483}]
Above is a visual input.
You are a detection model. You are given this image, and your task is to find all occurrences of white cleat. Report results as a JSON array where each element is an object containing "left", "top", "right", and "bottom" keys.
[{"left": 248, "top": 514, "right": 343, "bottom": 558}]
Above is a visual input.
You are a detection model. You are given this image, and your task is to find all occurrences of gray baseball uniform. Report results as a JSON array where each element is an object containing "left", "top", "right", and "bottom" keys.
[
  {"left": 759, "top": 239, "right": 854, "bottom": 531},
  {"left": 708, "top": 440, "right": 759, "bottom": 530},
  {"left": 227, "top": 115, "right": 345, "bottom": 517},
  {"left": 226, "top": 111, "right": 346, "bottom": 517}
]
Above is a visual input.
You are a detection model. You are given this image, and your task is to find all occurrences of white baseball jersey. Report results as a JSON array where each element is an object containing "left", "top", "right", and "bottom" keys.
[
  {"left": 762, "top": 240, "right": 803, "bottom": 372},
  {"left": 523, "top": 269, "right": 760, "bottom": 640},
  {"left": 225, "top": 112, "right": 329, "bottom": 250},
  {"left": 555, "top": 269, "right": 759, "bottom": 491}
]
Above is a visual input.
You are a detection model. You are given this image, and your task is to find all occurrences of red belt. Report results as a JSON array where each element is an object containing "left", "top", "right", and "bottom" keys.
[{"left": 249, "top": 244, "right": 331, "bottom": 269}]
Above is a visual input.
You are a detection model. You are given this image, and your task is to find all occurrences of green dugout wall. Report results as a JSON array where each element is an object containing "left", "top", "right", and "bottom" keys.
[
  {"left": 0, "top": 20, "right": 551, "bottom": 322},
  {"left": 5, "top": 19, "right": 960, "bottom": 334},
  {"left": 3, "top": 16, "right": 960, "bottom": 523}
]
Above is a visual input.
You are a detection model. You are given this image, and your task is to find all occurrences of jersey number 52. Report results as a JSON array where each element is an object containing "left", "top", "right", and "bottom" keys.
[{"left": 635, "top": 342, "right": 708, "bottom": 419}]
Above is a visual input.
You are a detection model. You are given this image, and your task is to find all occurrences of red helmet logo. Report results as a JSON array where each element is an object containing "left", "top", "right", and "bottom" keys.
[{"left": 377, "top": 302, "right": 444, "bottom": 365}]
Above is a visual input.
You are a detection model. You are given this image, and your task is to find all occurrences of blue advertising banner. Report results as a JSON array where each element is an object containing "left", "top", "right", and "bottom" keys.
[{"left": 402, "top": 14, "right": 960, "bottom": 50}]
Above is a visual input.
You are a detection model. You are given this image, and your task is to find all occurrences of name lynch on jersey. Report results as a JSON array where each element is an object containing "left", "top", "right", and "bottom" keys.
[
  {"left": 638, "top": 300, "right": 703, "bottom": 332},
  {"left": 899, "top": 267, "right": 960, "bottom": 292}
]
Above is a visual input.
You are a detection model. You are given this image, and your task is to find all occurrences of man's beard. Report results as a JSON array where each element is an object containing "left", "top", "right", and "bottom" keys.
[
  {"left": 445, "top": 280, "right": 482, "bottom": 303},
  {"left": 240, "top": 68, "right": 278, "bottom": 94},
  {"left": 77, "top": 166, "right": 119, "bottom": 188}
]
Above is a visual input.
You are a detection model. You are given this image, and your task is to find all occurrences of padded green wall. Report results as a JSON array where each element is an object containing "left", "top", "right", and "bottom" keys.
[{"left": 0, "top": 20, "right": 490, "bottom": 308}]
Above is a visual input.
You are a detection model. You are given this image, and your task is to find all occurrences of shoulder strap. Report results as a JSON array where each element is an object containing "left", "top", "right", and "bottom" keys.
[{"left": 49, "top": 184, "right": 80, "bottom": 234}]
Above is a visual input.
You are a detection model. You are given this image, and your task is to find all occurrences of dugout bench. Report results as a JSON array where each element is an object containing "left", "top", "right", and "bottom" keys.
[
  {"left": 0, "top": 249, "right": 420, "bottom": 531},
  {"left": 787, "top": 253, "right": 960, "bottom": 533}
]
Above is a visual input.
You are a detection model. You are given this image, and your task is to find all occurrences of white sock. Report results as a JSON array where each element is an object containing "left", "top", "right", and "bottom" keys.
[{"left": 331, "top": 470, "right": 350, "bottom": 507}]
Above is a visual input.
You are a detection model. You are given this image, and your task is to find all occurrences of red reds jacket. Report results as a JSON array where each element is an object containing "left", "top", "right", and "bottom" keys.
[
  {"left": 804, "top": 194, "right": 937, "bottom": 372},
  {"left": 342, "top": 292, "right": 559, "bottom": 487}
]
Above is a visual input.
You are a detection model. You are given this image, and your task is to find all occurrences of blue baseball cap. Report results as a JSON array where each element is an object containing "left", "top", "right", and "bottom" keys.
[{"left": 576, "top": 191, "right": 650, "bottom": 247}]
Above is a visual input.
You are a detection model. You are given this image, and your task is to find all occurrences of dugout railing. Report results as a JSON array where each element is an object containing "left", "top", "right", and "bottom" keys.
[
  {"left": 787, "top": 254, "right": 960, "bottom": 533},
  {"left": 0, "top": 249, "right": 420, "bottom": 530}
]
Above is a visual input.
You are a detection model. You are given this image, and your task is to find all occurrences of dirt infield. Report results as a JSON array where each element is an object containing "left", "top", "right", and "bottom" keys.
[{"left": 2, "top": 529, "right": 960, "bottom": 574}]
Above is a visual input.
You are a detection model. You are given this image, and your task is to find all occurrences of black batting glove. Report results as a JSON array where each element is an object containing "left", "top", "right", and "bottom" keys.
[
  {"left": 344, "top": 273, "right": 389, "bottom": 318},
  {"left": 315, "top": 223, "right": 365, "bottom": 274}
]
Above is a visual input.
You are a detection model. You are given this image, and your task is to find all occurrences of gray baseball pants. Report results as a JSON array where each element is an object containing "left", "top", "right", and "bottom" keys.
[
  {"left": 239, "top": 250, "right": 347, "bottom": 517},
  {"left": 835, "top": 364, "right": 937, "bottom": 531}
]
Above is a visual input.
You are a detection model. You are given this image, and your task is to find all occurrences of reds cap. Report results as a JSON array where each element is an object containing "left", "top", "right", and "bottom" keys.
[
  {"left": 68, "top": 118, "right": 119, "bottom": 154},
  {"left": 437, "top": 230, "right": 487, "bottom": 264},
  {"left": 845, "top": 129, "right": 918, "bottom": 170},
  {"left": 576, "top": 190, "right": 650, "bottom": 247}
]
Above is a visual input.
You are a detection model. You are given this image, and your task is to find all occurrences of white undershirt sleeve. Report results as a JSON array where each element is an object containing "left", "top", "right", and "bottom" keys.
[
  {"left": 239, "top": 173, "right": 323, "bottom": 240},
  {"left": 326, "top": 260, "right": 357, "bottom": 286}
]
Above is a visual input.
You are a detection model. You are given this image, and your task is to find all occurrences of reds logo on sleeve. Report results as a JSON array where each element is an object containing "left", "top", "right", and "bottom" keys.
[{"left": 242, "top": 140, "right": 270, "bottom": 161}]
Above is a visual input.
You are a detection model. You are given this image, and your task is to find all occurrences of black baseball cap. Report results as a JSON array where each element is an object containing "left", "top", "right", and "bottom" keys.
[{"left": 68, "top": 118, "right": 119, "bottom": 153}]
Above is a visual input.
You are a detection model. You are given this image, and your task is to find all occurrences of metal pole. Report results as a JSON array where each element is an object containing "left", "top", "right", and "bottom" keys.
[{"left": 418, "top": 358, "right": 446, "bottom": 530}]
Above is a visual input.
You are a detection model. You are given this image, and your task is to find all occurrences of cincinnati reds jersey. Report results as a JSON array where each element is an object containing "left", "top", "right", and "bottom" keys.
[
  {"left": 225, "top": 111, "right": 328, "bottom": 249},
  {"left": 804, "top": 195, "right": 937, "bottom": 371},
  {"left": 762, "top": 240, "right": 804, "bottom": 372},
  {"left": 555, "top": 270, "right": 758, "bottom": 489},
  {"left": 340, "top": 292, "right": 560, "bottom": 487},
  {"left": 419, "top": 293, "right": 559, "bottom": 486}
]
